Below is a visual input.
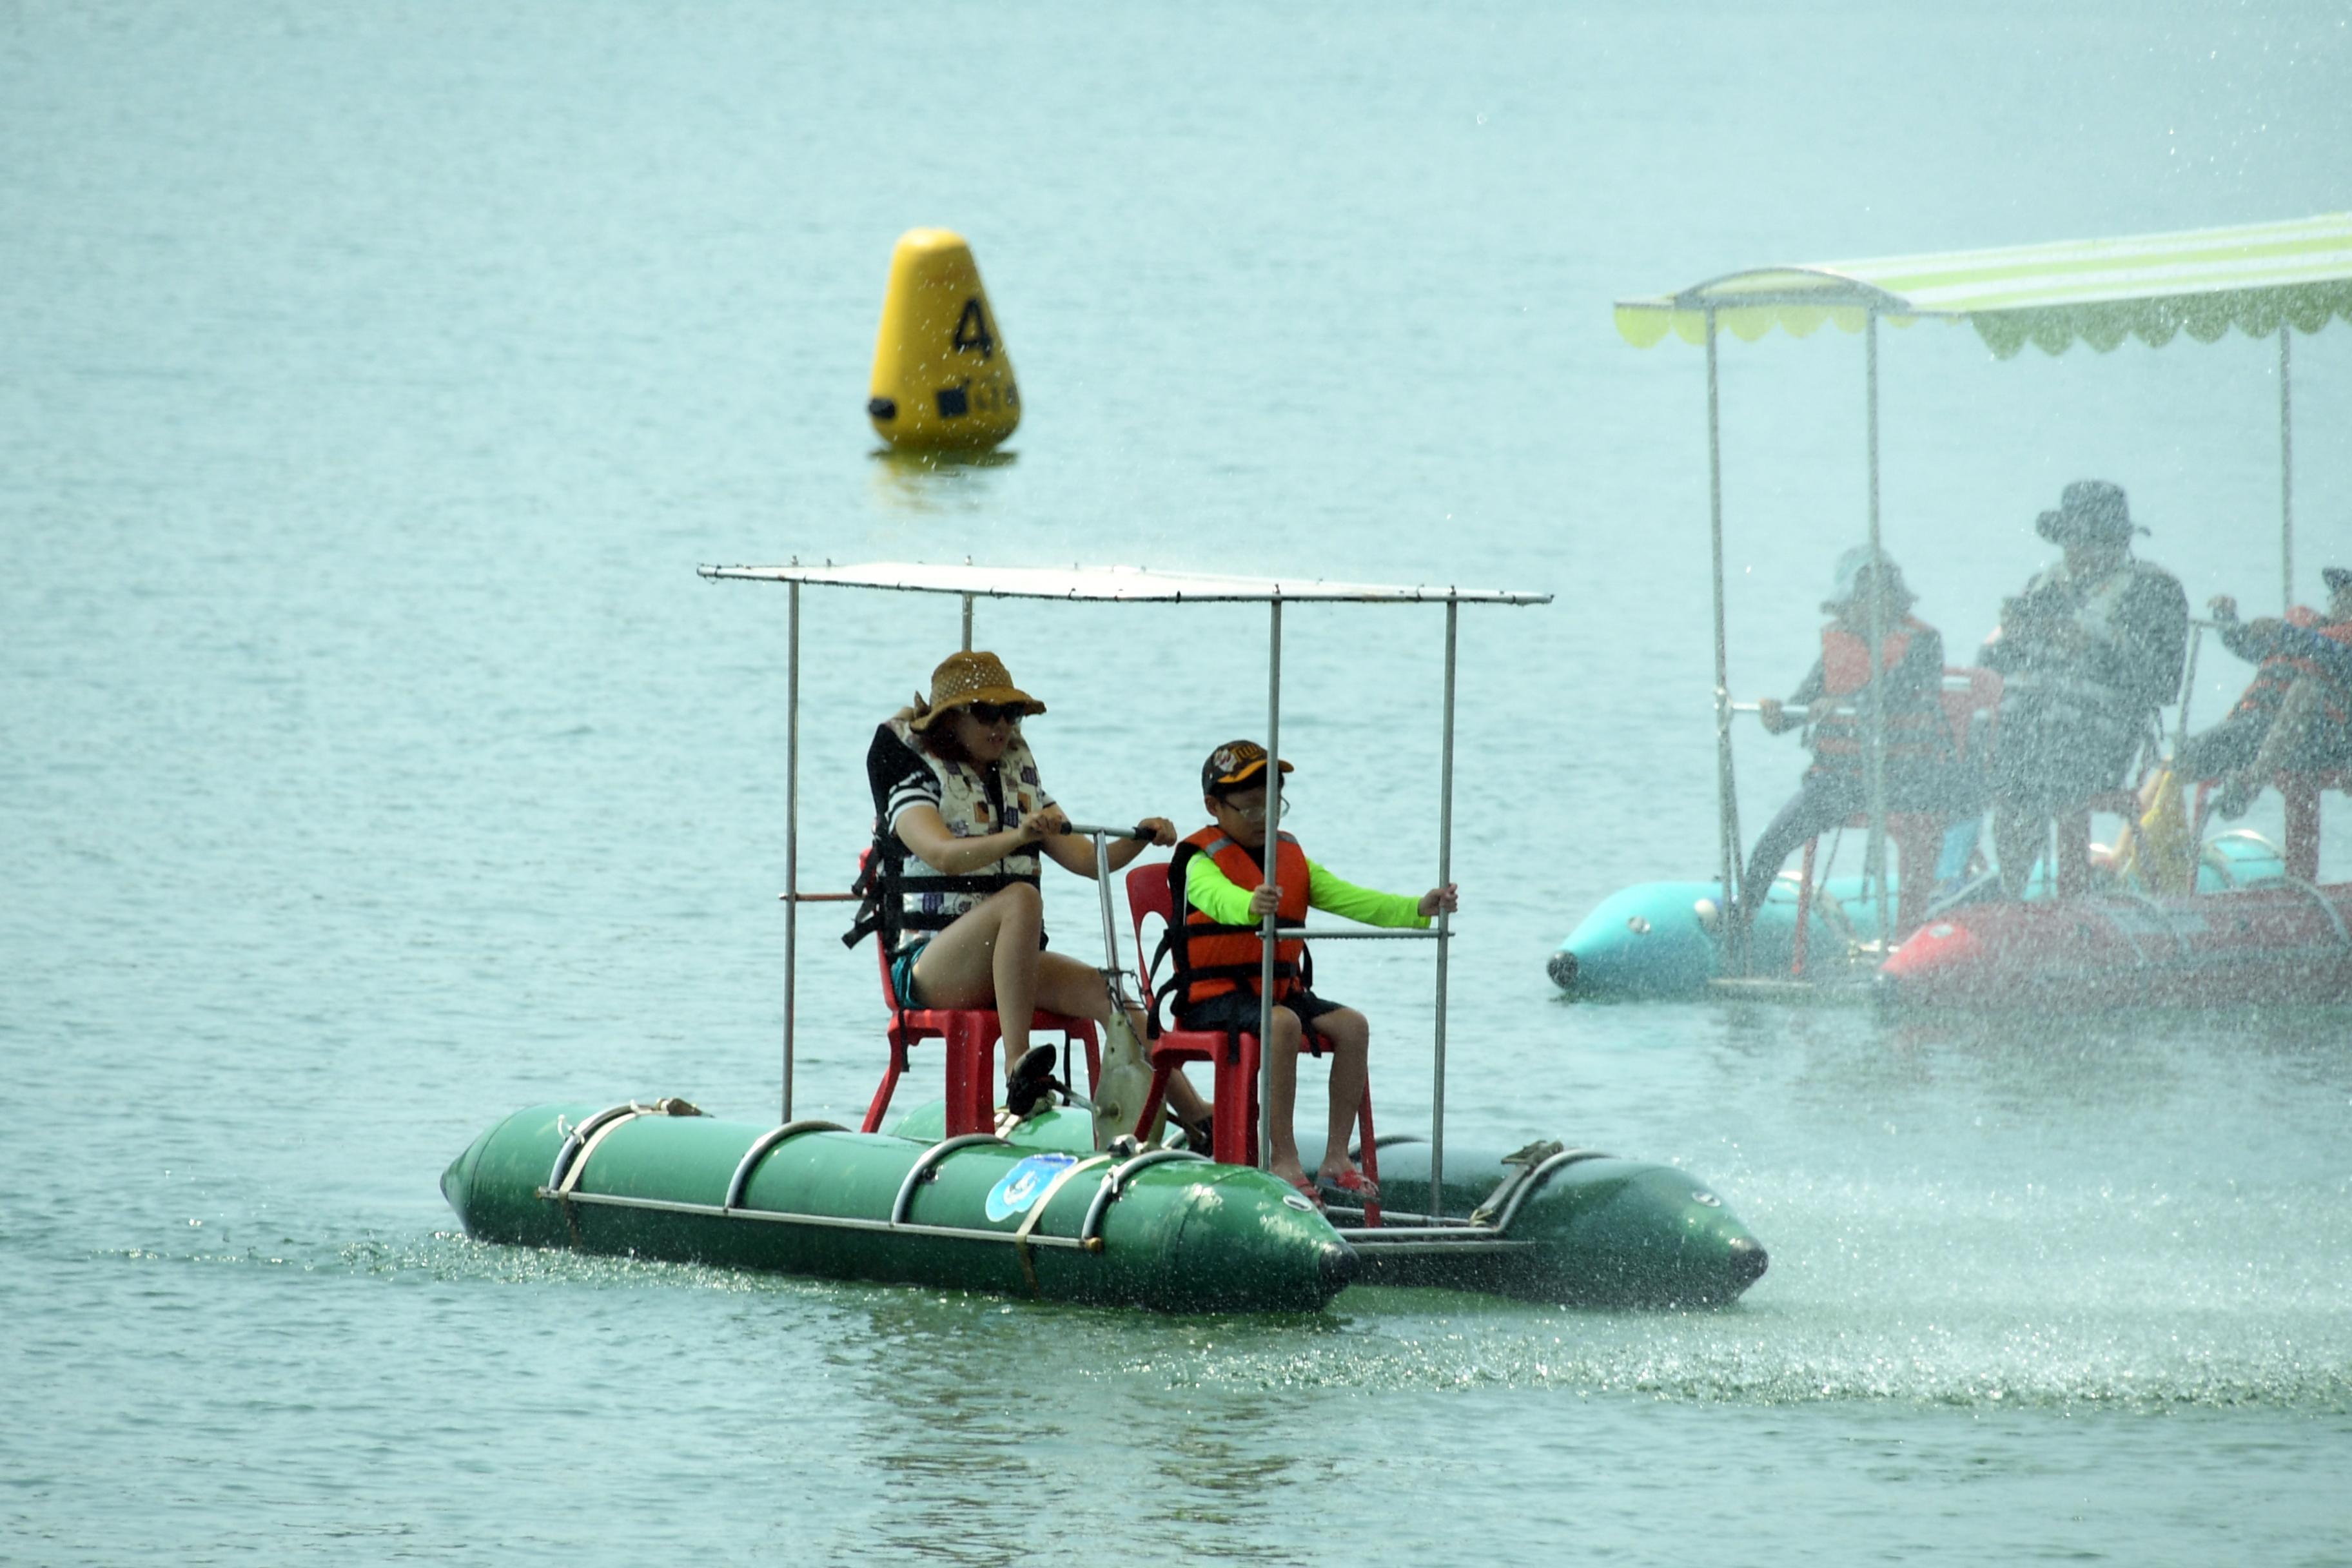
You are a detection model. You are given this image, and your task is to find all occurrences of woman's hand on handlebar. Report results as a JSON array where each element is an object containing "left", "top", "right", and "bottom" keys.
[
  {"left": 1018, "top": 803, "right": 1071, "bottom": 845},
  {"left": 1137, "top": 817, "right": 1177, "bottom": 847}
]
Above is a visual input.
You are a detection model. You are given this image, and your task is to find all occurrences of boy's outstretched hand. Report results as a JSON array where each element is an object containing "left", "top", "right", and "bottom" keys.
[{"left": 1419, "top": 883, "right": 1460, "bottom": 917}]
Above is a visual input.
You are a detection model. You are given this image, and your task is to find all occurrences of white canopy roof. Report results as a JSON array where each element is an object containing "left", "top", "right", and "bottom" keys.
[{"left": 700, "top": 560, "right": 1549, "bottom": 605}]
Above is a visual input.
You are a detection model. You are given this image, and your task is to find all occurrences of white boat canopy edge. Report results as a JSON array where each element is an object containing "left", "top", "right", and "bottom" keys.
[
  {"left": 700, "top": 559, "right": 1550, "bottom": 607},
  {"left": 1611, "top": 211, "right": 2352, "bottom": 358}
]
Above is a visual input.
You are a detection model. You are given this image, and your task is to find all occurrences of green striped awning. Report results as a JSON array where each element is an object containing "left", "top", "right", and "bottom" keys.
[{"left": 1614, "top": 213, "right": 2352, "bottom": 358}]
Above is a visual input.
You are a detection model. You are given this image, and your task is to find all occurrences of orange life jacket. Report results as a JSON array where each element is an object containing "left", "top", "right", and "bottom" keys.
[
  {"left": 2235, "top": 610, "right": 2352, "bottom": 729},
  {"left": 1166, "top": 827, "right": 1310, "bottom": 1011},
  {"left": 1810, "top": 618, "right": 1950, "bottom": 765}
]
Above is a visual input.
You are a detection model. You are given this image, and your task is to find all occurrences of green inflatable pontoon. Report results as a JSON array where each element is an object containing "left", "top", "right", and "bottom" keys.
[{"left": 442, "top": 1098, "right": 1767, "bottom": 1313}]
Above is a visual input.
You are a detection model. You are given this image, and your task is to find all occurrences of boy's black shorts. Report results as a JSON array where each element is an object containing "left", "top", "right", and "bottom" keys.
[{"left": 1175, "top": 989, "right": 1348, "bottom": 1054}]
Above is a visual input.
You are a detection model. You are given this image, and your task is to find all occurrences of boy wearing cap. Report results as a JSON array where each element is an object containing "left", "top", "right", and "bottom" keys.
[
  {"left": 1979, "top": 480, "right": 2189, "bottom": 896},
  {"left": 1161, "top": 741, "right": 1458, "bottom": 1204},
  {"left": 2182, "top": 567, "right": 2352, "bottom": 817}
]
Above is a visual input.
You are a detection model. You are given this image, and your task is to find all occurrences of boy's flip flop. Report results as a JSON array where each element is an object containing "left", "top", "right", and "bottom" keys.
[{"left": 1320, "top": 1169, "right": 1379, "bottom": 1203}]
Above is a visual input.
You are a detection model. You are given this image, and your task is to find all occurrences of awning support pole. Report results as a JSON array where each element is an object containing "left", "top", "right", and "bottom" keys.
[
  {"left": 1705, "top": 308, "right": 1746, "bottom": 972},
  {"left": 2280, "top": 324, "right": 2295, "bottom": 614},
  {"left": 1259, "top": 598, "right": 1283, "bottom": 1171},
  {"left": 962, "top": 593, "right": 975, "bottom": 652},
  {"left": 1429, "top": 599, "right": 1457, "bottom": 1216},
  {"left": 1863, "top": 311, "right": 1890, "bottom": 948},
  {"left": 782, "top": 580, "right": 801, "bottom": 1122}
]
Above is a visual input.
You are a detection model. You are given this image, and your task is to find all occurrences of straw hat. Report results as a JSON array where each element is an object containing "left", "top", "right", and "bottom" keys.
[{"left": 907, "top": 650, "right": 1045, "bottom": 731}]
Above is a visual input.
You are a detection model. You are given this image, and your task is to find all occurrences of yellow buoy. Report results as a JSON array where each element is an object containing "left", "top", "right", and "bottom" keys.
[{"left": 865, "top": 228, "right": 1020, "bottom": 451}]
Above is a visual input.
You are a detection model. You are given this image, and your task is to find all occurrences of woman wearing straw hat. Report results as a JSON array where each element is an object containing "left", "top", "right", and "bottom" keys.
[{"left": 858, "top": 650, "right": 1206, "bottom": 1121}]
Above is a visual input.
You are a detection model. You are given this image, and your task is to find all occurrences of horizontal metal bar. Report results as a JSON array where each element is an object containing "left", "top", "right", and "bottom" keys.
[
  {"left": 535, "top": 1186, "right": 1099, "bottom": 1250},
  {"left": 1333, "top": 1235, "right": 1536, "bottom": 1256},
  {"left": 1328, "top": 1224, "right": 1513, "bottom": 1242},
  {"left": 1288, "top": 928, "right": 1444, "bottom": 941},
  {"left": 778, "top": 892, "right": 858, "bottom": 903}
]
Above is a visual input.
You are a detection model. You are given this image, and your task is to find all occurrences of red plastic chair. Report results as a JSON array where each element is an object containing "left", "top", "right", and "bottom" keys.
[
  {"left": 2280, "top": 772, "right": 2351, "bottom": 881},
  {"left": 1123, "top": 862, "right": 1380, "bottom": 1224},
  {"left": 1791, "top": 667, "right": 2003, "bottom": 974},
  {"left": 858, "top": 857, "right": 1101, "bottom": 1138}
]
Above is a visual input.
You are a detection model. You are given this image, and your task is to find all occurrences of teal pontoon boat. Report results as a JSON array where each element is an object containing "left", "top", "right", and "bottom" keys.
[{"left": 1554, "top": 213, "right": 2352, "bottom": 1004}]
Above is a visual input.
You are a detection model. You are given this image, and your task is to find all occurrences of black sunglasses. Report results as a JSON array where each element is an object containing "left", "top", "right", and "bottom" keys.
[{"left": 965, "top": 701, "right": 1020, "bottom": 724}]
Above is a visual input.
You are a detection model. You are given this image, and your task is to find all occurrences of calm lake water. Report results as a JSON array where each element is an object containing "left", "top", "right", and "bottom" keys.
[{"left": 6, "top": 3, "right": 2351, "bottom": 1562}]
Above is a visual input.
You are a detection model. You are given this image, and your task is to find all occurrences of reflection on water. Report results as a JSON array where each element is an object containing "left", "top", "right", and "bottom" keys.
[{"left": 868, "top": 446, "right": 1022, "bottom": 516}]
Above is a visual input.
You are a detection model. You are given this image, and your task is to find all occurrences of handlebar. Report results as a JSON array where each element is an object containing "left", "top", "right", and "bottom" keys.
[{"left": 1060, "top": 822, "right": 1156, "bottom": 841}]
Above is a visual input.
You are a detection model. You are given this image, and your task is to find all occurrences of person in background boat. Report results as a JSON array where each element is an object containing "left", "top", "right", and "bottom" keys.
[
  {"left": 1164, "top": 741, "right": 1458, "bottom": 1206},
  {"left": 854, "top": 650, "right": 1213, "bottom": 1133},
  {"left": 2181, "top": 565, "right": 2352, "bottom": 818},
  {"left": 1979, "top": 480, "right": 2190, "bottom": 896},
  {"left": 1730, "top": 548, "right": 1963, "bottom": 934}
]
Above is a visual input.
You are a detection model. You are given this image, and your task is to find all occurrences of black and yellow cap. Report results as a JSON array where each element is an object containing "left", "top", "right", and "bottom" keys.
[{"left": 1202, "top": 740, "right": 1294, "bottom": 797}]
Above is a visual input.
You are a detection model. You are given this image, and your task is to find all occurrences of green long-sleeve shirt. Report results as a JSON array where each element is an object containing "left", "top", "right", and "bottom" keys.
[{"left": 1184, "top": 846, "right": 1429, "bottom": 929}]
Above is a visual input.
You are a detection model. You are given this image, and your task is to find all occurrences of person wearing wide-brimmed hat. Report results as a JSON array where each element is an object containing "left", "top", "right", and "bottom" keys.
[
  {"left": 854, "top": 650, "right": 1204, "bottom": 1119},
  {"left": 1979, "top": 480, "right": 2190, "bottom": 895},
  {"left": 1730, "top": 546, "right": 1972, "bottom": 933},
  {"left": 2181, "top": 565, "right": 2352, "bottom": 818}
]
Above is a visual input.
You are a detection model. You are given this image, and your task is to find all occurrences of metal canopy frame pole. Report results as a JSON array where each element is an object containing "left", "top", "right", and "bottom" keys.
[
  {"left": 1861, "top": 311, "right": 1890, "bottom": 947},
  {"left": 961, "top": 593, "right": 975, "bottom": 652},
  {"left": 2280, "top": 324, "right": 2295, "bottom": 614},
  {"left": 1258, "top": 599, "right": 1283, "bottom": 1171},
  {"left": 1429, "top": 600, "right": 1458, "bottom": 1215},
  {"left": 1704, "top": 307, "right": 1746, "bottom": 972},
  {"left": 781, "top": 580, "right": 801, "bottom": 1122}
]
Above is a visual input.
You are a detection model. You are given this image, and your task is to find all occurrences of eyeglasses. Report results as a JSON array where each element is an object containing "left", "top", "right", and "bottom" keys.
[
  {"left": 963, "top": 702, "right": 1019, "bottom": 725},
  {"left": 1227, "top": 796, "right": 1291, "bottom": 824}
]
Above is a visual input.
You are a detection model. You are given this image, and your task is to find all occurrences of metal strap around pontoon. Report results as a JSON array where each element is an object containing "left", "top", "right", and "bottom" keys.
[
  {"left": 890, "top": 1133, "right": 1008, "bottom": 1224},
  {"left": 1485, "top": 1148, "right": 1610, "bottom": 1233},
  {"left": 2263, "top": 875, "right": 2352, "bottom": 950},
  {"left": 2085, "top": 904, "right": 2156, "bottom": 968},
  {"left": 723, "top": 1119, "right": 848, "bottom": 1210},
  {"left": 1012, "top": 1153, "right": 1116, "bottom": 1293},
  {"left": 1077, "top": 1148, "right": 1208, "bottom": 1245},
  {"left": 2104, "top": 888, "right": 2195, "bottom": 961},
  {"left": 548, "top": 1101, "right": 656, "bottom": 1194}
]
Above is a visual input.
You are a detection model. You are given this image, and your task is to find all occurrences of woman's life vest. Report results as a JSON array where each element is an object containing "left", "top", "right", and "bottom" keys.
[
  {"left": 845, "top": 717, "right": 1046, "bottom": 956},
  {"left": 1159, "top": 827, "right": 1311, "bottom": 1019},
  {"left": 1808, "top": 618, "right": 1950, "bottom": 768}
]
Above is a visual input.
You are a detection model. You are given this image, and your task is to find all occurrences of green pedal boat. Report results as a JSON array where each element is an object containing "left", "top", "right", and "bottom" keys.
[{"left": 445, "top": 562, "right": 1768, "bottom": 1313}]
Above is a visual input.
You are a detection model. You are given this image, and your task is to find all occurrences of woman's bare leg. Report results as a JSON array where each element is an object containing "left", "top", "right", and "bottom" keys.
[{"left": 909, "top": 883, "right": 1045, "bottom": 1048}]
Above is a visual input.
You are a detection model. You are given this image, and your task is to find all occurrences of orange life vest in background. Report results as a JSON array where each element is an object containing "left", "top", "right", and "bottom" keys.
[
  {"left": 1810, "top": 618, "right": 1948, "bottom": 764},
  {"left": 2236, "top": 609, "right": 2352, "bottom": 729},
  {"left": 1169, "top": 827, "right": 1309, "bottom": 1009}
]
